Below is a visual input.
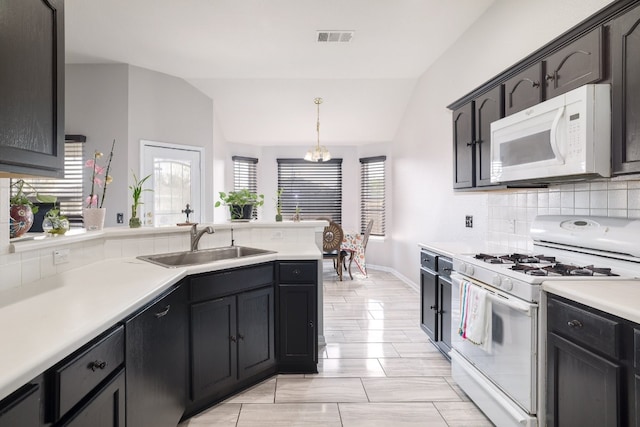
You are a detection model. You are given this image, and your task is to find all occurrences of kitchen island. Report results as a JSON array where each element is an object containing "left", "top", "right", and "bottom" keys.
[{"left": 0, "top": 221, "right": 324, "bottom": 425}]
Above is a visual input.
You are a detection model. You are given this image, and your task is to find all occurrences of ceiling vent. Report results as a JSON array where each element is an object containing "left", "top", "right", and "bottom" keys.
[{"left": 317, "top": 31, "right": 354, "bottom": 43}]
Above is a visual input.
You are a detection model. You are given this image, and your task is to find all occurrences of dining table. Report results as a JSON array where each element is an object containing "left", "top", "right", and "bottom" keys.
[{"left": 340, "top": 231, "right": 367, "bottom": 279}]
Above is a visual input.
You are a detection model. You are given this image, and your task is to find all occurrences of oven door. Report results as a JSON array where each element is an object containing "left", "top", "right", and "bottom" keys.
[{"left": 451, "top": 273, "right": 538, "bottom": 413}]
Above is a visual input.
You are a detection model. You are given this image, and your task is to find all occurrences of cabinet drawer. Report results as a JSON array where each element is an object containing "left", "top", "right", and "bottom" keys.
[
  {"left": 52, "top": 326, "right": 124, "bottom": 420},
  {"left": 547, "top": 297, "right": 620, "bottom": 359},
  {"left": 278, "top": 262, "right": 317, "bottom": 283},
  {"left": 420, "top": 250, "right": 437, "bottom": 272},
  {"left": 190, "top": 263, "right": 275, "bottom": 302},
  {"left": 437, "top": 258, "right": 453, "bottom": 280}
]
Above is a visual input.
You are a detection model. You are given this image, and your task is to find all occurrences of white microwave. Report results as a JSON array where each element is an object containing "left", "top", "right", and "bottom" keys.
[{"left": 490, "top": 84, "right": 610, "bottom": 183}]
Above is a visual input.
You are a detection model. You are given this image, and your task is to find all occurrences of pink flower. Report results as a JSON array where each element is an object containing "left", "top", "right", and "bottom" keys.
[
  {"left": 85, "top": 195, "right": 98, "bottom": 208},
  {"left": 85, "top": 159, "right": 95, "bottom": 168},
  {"left": 93, "top": 177, "right": 103, "bottom": 187},
  {"left": 94, "top": 164, "right": 105, "bottom": 175}
]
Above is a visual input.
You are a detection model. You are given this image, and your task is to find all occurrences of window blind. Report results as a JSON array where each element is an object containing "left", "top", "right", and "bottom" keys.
[
  {"left": 277, "top": 158, "right": 342, "bottom": 223},
  {"left": 11, "top": 136, "right": 85, "bottom": 226},
  {"left": 360, "top": 156, "right": 386, "bottom": 236},
  {"left": 232, "top": 156, "right": 258, "bottom": 219}
]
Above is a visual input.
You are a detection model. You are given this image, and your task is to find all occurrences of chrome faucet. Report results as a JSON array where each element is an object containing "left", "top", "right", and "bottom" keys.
[{"left": 190, "top": 224, "right": 214, "bottom": 251}]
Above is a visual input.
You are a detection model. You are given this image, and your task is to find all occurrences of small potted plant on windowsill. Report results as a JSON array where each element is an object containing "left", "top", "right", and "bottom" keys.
[
  {"left": 215, "top": 189, "right": 265, "bottom": 221},
  {"left": 9, "top": 179, "right": 57, "bottom": 238},
  {"left": 42, "top": 202, "right": 69, "bottom": 235},
  {"left": 128, "top": 171, "right": 152, "bottom": 228}
]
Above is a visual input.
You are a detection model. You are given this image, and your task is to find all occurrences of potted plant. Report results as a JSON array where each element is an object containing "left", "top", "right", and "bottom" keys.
[
  {"left": 42, "top": 202, "right": 70, "bottom": 235},
  {"left": 128, "top": 171, "right": 152, "bottom": 228},
  {"left": 215, "top": 189, "right": 264, "bottom": 220},
  {"left": 84, "top": 140, "right": 115, "bottom": 231},
  {"left": 275, "top": 188, "right": 283, "bottom": 222},
  {"left": 9, "top": 180, "right": 57, "bottom": 238}
]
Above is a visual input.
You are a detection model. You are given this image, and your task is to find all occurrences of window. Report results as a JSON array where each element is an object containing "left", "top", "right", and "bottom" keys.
[
  {"left": 11, "top": 135, "right": 85, "bottom": 227},
  {"left": 277, "top": 159, "right": 342, "bottom": 223},
  {"left": 233, "top": 156, "right": 258, "bottom": 219},
  {"left": 360, "top": 156, "right": 386, "bottom": 236}
]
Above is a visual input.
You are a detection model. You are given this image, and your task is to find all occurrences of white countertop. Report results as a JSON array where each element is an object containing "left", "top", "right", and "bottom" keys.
[
  {"left": 543, "top": 280, "right": 640, "bottom": 324},
  {"left": 0, "top": 247, "right": 321, "bottom": 401},
  {"left": 418, "top": 241, "right": 509, "bottom": 259}
]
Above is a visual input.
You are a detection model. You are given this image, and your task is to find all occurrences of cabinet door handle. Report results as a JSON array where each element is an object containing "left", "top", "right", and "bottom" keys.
[
  {"left": 88, "top": 360, "right": 107, "bottom": 371},
  {"left": 230, "top": 335, "right": 237, "bottom": 342},
  {"left": 154, "top": 304, "right": 171, "bottom": 318},
  {"left": 442, "top": 268, "right": 452, "bottom": 273},
  {"left": 532, "top": 80, "right": 540, "bottom": 88},
  {"left": 466, "top": 141, "right": 475, "bottom": 147},
  {"left": 567, "top": 319, "right": 583, "bottom": 328},
  {"left": 238, "top": 334, "right": 244, "bottom": 341},
  {"left": 545, "top": 73, "right": 555, "bottom": 81},
  {"left": 430, "top": 305, "right": 437, "bottom": 310},
  {"left": 309, "top": 321, "right": 314, "bottom": 328}
]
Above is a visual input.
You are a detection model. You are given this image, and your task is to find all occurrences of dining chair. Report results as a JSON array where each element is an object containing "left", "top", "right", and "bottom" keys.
[
  {"left": 320, "top": 219, "right": 344, "bottom": 281},
  {"left": 343, "top": 219, "right": 374, "bottom": 280}
]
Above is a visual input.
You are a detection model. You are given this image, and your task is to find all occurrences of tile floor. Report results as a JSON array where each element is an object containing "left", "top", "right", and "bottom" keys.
[{"left": 180, "top": 264, "right": 493, "bottom": 426}]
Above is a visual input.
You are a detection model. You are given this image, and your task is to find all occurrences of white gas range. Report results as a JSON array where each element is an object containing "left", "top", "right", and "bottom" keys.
[{"left": 450, "top": 215, "right": 640, "bottom": 427}]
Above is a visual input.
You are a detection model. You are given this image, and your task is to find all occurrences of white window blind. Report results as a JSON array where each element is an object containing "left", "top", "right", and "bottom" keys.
[
  {"left": 233, "top": 156, "right": 258, "bottom": 219},
  {"left": 11, "top": 135, "right": 85, "bottom": 226},
  {"left": 360, "top": 156, "right": 386, "bottom": 236},
  {"left": 277, "top": 158, "right": 342, "bottom": 223}
]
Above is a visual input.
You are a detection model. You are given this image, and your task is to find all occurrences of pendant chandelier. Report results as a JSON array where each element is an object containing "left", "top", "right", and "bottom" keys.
[{"left": 304, "top": 97, "right": 331, "bottom": 162}]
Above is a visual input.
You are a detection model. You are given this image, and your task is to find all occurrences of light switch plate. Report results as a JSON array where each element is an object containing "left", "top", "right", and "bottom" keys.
[
  {"left": 465, "top": 215, "right": 473, "bottom": 228},
  {"left": 53, "top": 248, "right": 70, "bottom": 265}
]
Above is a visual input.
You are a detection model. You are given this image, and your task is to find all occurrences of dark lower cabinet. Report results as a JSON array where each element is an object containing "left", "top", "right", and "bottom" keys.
[
  {"left": 186, "top": 263, "right": 276, "bottom": 417},
  {"left": 276, "top": 261, "right": 318, "bottom": 373},
  {"left": 546, "top": 332, "right": 620, "bottom": 427},
  {"left": 0, "top": 383, "right": 41, "bottom": 427},
  {"left": 419, "top": 249, "right": 452, "bottom": 358},
  {"left": 190, "top": 295, "right": 237, "bottom": 402},
  {"left": 125, "top": 283, "right": 188, "bottom": 427},
  {"left": 60, "top": 370, "right": 126, "bottom": 427},
  {"left": 546, "top": 294, "right": 639, "bottom": 426}
]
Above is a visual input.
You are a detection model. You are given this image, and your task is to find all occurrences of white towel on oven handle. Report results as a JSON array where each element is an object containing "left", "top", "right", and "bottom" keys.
[{"left": 463, "top": 281, "right": 492, "bottom": 352}]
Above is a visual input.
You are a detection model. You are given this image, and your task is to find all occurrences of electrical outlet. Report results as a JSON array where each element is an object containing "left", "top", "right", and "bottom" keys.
[
  {"left": 271, "top": 231, "right": 284, "bottom": 240},
  {"left": 116, "top": 213, "right": 124, "bottom": 224},
  {"left": 465, "top": 215, "right": 473, "bottom": 228},
  {"left": 53, "top": 248, "right": 70, "bottom": 265}
]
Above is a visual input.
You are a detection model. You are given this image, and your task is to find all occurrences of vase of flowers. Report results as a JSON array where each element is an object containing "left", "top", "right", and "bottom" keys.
[
  {"left": 129, "top": 171, "right": 152, "bottom": 228},
  {"left": 83, "top": 140, "right": 115, "bottom": 231}
]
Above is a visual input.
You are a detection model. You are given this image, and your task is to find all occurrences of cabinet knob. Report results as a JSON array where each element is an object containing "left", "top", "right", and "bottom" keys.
[
  {"left": 238, "top": 334, "right": 245, "bottom": 341},
  {"left": 466, "top": 141, "right": 475, "bottom": 147},
  {"left": 292, "top": 269, "right": 301, "bottom": 276},
  {"left": 567, "top": 319, "right": 583, "bottom": 328},
  {"left": 309, "top": 321, "right": 314, "bottom": 328},
  {"left": 88, "top": 360, "right": 107, "bottom": 371},
  {"left": 430, "top": 305, "right": 437, "bottom": 310},
  {"left": 532, "top": 81, "right": 540, "bottom": 88},
  {"left": 230, "top": 335, "right": 237, "bottom": 342},
  {"left": 545, "top": 73, "right": 555, "bottom": 81}
]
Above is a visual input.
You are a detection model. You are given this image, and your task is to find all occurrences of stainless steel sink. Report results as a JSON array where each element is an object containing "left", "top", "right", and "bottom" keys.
[{"left": 137, "top": 246, "right": 275, "bottom": 268}]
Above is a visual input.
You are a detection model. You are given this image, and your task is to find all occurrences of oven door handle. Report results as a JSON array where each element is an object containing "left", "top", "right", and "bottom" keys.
[{"left": 486, "top": 293, "right": 534, "bottom": 317}]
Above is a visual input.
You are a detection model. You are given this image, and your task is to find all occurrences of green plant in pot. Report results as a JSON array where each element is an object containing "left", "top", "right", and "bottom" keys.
[
  {"left": 129, "top": 171, "right": 152, "bottom": 228},
  {"left": 275, "top": 188, "right": 283, "bottom": 222},
  {"left": 215, "top": 189, "right": 264, "bottom": 220},
  {"left": 42, "top": 202, "right": 69, "bottom": 235},
  {"left": 9, "top": 180, "right": 57, "bottom": 238}
]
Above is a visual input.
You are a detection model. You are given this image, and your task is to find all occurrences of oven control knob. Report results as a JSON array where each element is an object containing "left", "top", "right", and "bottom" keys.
[
  {"left": 502, "top": 278, "right": 513, "bottom": 291},
  {"left": 492, "top": 275, "right": 502, "bottom": 287}
]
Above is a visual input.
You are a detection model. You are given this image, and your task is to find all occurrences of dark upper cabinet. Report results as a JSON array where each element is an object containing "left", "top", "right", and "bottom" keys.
[
  {"left": 452, "top": 102, "right": 475, "bottom": 189},
  {"left": 125, "top": 283, "right": 188, "bottom": 427},
  {"left": 504, "top": 63, "right": 543, "bottom": 116},
  {"left": 543, "top": 27, "right": 603, "bottom": 99},
  {"left": 610, "top": 3, "right": 640, "bottom": 174},
  {"left": 0, "top": 0, "right": 65, "bottom": 177},
  {"left": 474, "top": 86, "right": 504, "bottom": 186}
]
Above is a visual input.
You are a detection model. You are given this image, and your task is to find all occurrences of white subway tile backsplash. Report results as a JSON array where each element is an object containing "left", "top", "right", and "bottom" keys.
[
  {"left": 607, "top": 181, "right": 628, "bottom": 190},
  {"left": 629, "top": 189, "right": 640, "bottom": 210},
  {"left": 628, "top": 210, "right": 640, "bottom": 218},
  {"left": 590, "top": 181, "right": 608, "bottom": 191},
  {"left": 574, "top": 191, "right": 590, "bottom": 209},
  {"left": 537, "top": 192, "right": 549, "bottom": 209},
  {"left": 590, "top": 208, "right": 607, "bottom": 216},
  {"left": 627, "top": 181, "right": 640, "bottom": 189},
  {"left": 574, "top": 183, "right": 590, "bottom": 191},
  {"left": 608, "top": 190, "right": 628, "bottom": 210},
  {"left": 526, "top": 192, "right": 538, "bottom": 208},
  {"left": 549, "top": 192, "right": 561, "bottom": 209},
  {"left": 574, "top": 208, "right": 590, "bottom": 215},
  {"left": 607, "top": 209, "right": 627, "bottom": 218},
  {"left": 590, "top": 191, "right": 608, "bottom": 209},
  {"left": 560, "top": 192, "right": 574, "bottom": 209}
]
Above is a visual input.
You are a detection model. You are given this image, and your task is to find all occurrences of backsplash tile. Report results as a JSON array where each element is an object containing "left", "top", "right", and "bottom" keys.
[{"left": 488, "top": 180, "right": 640, "bottom": 250}]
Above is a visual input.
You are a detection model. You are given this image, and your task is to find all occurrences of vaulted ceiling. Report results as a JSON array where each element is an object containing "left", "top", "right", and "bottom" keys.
[{"left": 65, "top": 0, "right": 495, "bottom": 146}]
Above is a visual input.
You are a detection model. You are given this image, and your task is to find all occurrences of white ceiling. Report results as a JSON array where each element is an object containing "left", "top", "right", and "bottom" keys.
[{"left": 65, "top": 0, "right": 495, "bottom": 146}]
